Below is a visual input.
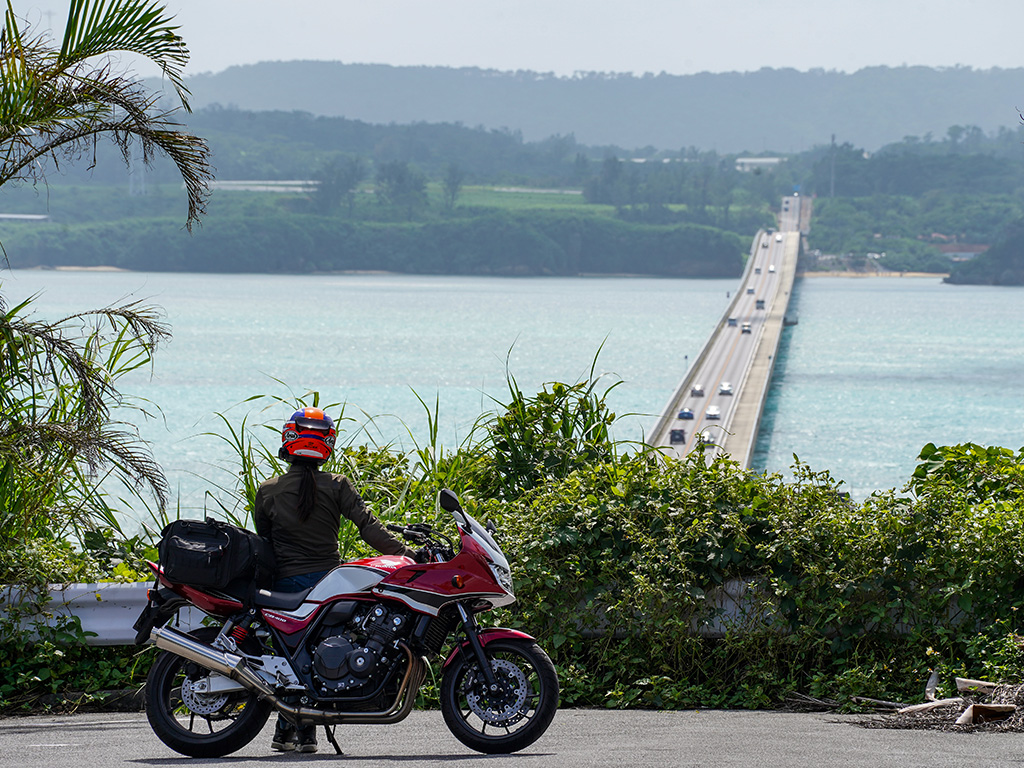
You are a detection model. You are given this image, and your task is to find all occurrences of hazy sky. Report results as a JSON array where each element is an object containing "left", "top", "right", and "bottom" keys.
[{"left": 13, "top": 0, "right": 1024, "bottom": 77}]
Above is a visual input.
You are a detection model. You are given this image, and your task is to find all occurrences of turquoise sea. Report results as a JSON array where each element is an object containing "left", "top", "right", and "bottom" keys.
[
  {"left": 3, "top": 269, "right": 1022, "bottom": 512},
  {"left": 753, "top": 276, "right": 1024, "bottom": 498}
]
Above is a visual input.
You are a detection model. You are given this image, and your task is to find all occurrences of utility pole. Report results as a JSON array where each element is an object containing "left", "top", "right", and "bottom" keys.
[
  {"left": 42, "top": 9, "right": 59, "bottom": 40},
  {"left": 829, "top": 134, "right": 836, "bottom": 198},
  {"left": 129, "top": 144, "right": 147, "bottom": 197}
]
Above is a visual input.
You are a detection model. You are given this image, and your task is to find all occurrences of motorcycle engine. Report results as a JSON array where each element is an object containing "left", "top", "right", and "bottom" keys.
[{"left": 311, "top": 604, "right": 411, "bottom": 694}]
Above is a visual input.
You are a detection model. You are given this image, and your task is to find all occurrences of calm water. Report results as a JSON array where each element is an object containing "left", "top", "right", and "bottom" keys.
[
  {"left": 1, "top": 270, "right": 731, "bottom": 514},
  {"left": 3, "top": 270, "right": 1022, "bottom": 511},
  {"left": 753, "top": 276, "right": 1024, "bottom": 498}
]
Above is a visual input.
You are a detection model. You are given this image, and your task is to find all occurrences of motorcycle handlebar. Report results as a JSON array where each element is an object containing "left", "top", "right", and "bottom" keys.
[
  {"left": 387, "top": 521, "right": 456, "bottom": 558},
  {"left": 387, "top": 523, "right": 429, "bottom": 545}
]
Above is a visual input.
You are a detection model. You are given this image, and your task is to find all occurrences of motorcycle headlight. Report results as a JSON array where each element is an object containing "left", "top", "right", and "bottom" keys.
[{"left": 489, "top": 562, "right": 514, "bottom": 595}]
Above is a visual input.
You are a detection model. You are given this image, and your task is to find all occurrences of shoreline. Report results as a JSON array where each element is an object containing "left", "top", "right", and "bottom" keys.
[
  {"left": 24, "top": 265, "right": 951, "bottom": 280},
  {"left": 51, "top": 265, "right": 130, "bottom": 272}
]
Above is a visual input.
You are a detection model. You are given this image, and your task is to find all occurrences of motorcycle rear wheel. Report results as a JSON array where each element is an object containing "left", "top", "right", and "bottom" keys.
[
  {"left": 441, "top": 637, "right": 559, "bottom": 754},
  {"left": 145, "top": 627, "right": 273, "bottom": 757}
]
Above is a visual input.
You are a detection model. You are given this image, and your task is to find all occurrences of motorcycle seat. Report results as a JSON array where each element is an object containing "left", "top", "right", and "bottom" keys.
[{"left": 252, "top": 587, "right": 313, "bottom": 611}]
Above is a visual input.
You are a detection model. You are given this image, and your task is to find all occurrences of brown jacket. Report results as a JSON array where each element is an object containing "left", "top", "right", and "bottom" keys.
[{"left": 254, "top": 464, "right": 412, "bottom": 579}]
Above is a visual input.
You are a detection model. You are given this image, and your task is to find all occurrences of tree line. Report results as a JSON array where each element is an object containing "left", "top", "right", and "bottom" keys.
[
  {"left": 3, "top": 210, "right": 745, "bottom": 277},
  {"left": 9, "top": 103, "right": 1024, "bottom": 282}
]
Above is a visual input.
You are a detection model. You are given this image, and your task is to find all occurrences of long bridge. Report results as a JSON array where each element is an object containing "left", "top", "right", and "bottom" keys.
[{"left": 649, "top": 195, "right": 808, "bottom": 464}]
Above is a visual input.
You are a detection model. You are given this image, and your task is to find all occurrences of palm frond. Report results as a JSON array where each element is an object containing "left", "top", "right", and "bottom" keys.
[
  {"left": 60, "top": 0, "right": 191, "bottom": 107},
  {"left": 0, "top": 0, "right": 211, "bottom": 229},
  {"left": 0, "top": 290, "right": 172, "bottom": 558}
]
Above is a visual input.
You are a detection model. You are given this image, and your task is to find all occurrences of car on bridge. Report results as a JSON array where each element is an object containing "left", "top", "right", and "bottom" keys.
[
  {"left": 705, "top": 405, "right": 721, "bottom": 419},
  {"left": 719, "top": 382, "right": 733, "bottom": 395},
  {"left": 741, "top": 322, "right": 752, "bottom": 333},
  {"left": 678, "top": 407, "right": 694, "bottom": 419},
  {"left": 669, "top": 429, "right": 686, "bottom": 444},
  {"left": 691, "top": 384, "right": 705, "bottom": 396}
]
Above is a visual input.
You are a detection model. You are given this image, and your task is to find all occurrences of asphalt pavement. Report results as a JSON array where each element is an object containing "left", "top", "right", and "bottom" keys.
[{"left": 3, "top": 709, "right": 1024, "bottom": 767}]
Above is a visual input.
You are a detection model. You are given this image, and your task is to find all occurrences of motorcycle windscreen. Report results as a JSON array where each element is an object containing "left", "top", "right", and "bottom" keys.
[{"left": 452, "top": 508, "right": 511, "bottom": 572}]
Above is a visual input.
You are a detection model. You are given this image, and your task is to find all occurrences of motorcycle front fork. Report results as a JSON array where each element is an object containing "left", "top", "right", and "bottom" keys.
[{"left": 456, "top": 603, "right": 498, "bottom": 689}]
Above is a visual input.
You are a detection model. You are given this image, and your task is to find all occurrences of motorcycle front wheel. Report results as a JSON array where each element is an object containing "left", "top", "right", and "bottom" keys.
[
  {"left": 441, "top": 637, "right": 559, "bottom": 754},
  {"left": 144, "top": 627, "right": 273, "bottom": 757}
]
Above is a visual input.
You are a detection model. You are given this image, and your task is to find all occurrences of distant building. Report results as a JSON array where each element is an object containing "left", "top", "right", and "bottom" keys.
[
  {"left": 0, "top": 213, "right": 49, "bottom": 221},
  {"left": 735, "top": 157, "right": 784, "bottom": 172},
  {"left": 936, "top": 243, "right": 989, "bottom": 262},
  {"left": 207, "top": 180, "right": 316, "bottom": 193}
]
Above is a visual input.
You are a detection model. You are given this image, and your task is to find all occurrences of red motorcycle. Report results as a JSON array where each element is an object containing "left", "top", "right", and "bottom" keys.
[{"left": 134, "top": 489, "right": 559, "bottom": 757}]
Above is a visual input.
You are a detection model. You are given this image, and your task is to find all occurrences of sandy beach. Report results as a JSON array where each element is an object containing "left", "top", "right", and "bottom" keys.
[{"left": 52, "top": 265, "right": 131, "bottom": 272}]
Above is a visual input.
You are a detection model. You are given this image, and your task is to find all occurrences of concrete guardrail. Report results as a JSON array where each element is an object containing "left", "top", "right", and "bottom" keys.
[{"left": 0, "top": 582, "right": 204, "bottom": 645}]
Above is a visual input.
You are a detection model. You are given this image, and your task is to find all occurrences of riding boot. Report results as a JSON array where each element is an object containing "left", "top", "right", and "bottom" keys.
[
  {"left": 270, "top": 721, "right": 295, "bottom": 752},
  {"left": 295, "top": 724, "right": 318, "bottom": 753}
]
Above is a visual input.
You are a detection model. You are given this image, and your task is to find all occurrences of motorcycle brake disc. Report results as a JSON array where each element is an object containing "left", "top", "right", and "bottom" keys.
[
  {"left": 464, "top": 658, "right": 529, "bottom": 726},
  {"left": 180, "top": 676, "right": 231, "bottom": 716}
]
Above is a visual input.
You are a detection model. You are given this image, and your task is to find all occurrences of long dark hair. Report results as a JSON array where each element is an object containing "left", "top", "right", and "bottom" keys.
[
  {"left": 280, "top": 448, "right": 319, "bottom": 522},
  {"left": 296, "top": 461, "right": 318, "bottom": 522}
]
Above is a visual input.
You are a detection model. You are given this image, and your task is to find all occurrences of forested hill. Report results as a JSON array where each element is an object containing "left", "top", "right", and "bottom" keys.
[{"left": 164, "top": 63, "right": 1024, "bottom": 153}]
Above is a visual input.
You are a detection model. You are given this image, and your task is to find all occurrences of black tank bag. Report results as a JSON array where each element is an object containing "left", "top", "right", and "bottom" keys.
[{"left": 158, "top": 517, "right": 276, "bottom": 600}]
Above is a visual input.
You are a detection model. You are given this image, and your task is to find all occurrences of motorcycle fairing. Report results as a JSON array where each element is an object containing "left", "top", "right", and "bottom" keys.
[
  {"left": 151, "top": 562, "right": 245, "bottom": 616},
  {"left": 450, "top": 507, "right": 512, "bottom": 574},
  {"left": 261, "top": 607, "right": 319, "bottom": 635},
  {"left": 346, "top": 554, "right": 414, "bottom": 572},
  {"left": 373, "top": 537, "right": 509, "bottom": 616}
]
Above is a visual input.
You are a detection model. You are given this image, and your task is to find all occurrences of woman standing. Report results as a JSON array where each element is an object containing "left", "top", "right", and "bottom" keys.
[{"left": 254, "top": 407, "right": 419, "bottom": 753}]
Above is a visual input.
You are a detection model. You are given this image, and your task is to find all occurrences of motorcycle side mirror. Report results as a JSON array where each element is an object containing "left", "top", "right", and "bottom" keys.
[
  {"left": 486, "top": 520, "right": 498, "bottom": 535},
  {"left": 438, "top": 488, "right": 463, "bottom": 513}
]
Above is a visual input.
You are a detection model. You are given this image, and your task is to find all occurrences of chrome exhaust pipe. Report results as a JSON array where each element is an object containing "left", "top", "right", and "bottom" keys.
[
  {"left": 150, "top": 625, "right": 426, "bottom": 726},
  {"left": 152, "top": 625, "right": 276, "bottom": 698}
]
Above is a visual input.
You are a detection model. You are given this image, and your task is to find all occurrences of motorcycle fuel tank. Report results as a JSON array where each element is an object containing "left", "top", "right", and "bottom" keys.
[{"left": 262, "top": 559, "right": 414, "bottom": 634}]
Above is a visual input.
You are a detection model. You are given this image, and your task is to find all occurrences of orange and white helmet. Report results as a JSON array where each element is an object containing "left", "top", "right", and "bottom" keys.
[{"left": 281, "top": 407, "right": 336, "bottom": 462}]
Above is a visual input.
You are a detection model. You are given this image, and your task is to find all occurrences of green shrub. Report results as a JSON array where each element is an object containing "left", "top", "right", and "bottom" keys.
[
  {"left": 471, "top": 441, "right": 1024, "bottom": 709},
  {"left": 0, "top": 606, "right": 153, "bottom": 712}
]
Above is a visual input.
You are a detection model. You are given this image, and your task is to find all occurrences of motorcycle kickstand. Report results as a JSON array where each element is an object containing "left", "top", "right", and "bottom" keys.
[{"left": 323, "top": 724, "right": 343, "bottom": 755}]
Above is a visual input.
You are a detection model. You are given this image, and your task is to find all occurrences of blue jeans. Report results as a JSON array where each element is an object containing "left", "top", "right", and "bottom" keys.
[
  {"left": 273, "top": 569, "right": 330, "bottom": 592},
  {"left": 271, "top": 569, "right": 329, "bottom": 740}
]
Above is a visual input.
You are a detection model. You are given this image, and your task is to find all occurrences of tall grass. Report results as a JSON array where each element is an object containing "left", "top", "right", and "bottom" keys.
[
  {"left": 466, "top": 346, "right": 642, "bottom": 501},
  {"left": 173, "top": 351, "right": 633, "bottom": 557},
  {"left": 0, "top": 320, "right": 636, "bottom": 579},
  {"left": 189, "top": 388, "right": 445, "bottom": 558}
]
